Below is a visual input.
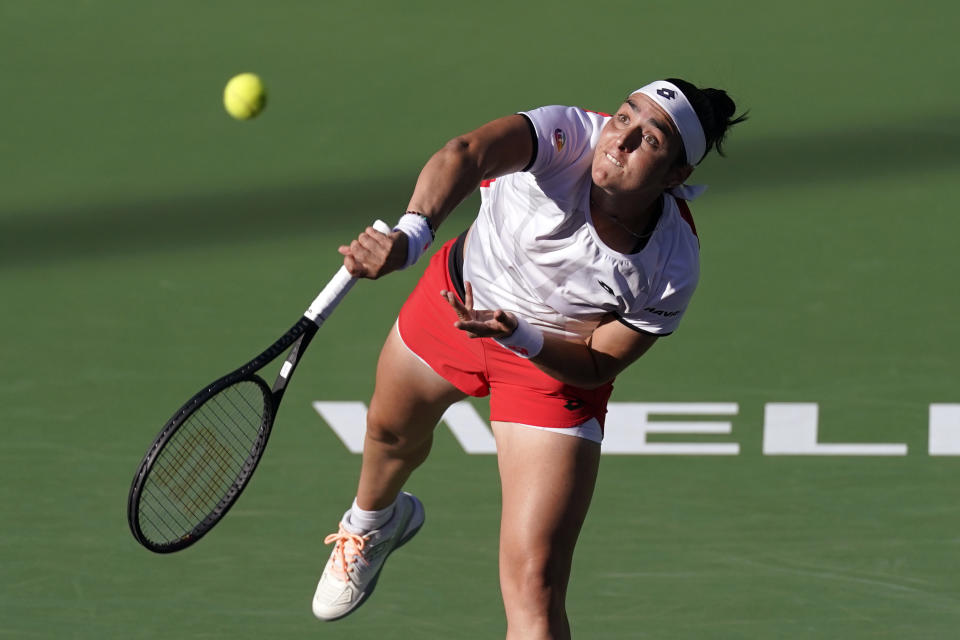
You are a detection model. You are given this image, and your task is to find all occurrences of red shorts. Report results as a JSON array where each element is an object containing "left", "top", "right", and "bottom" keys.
[{"left": 396, "top": 236, "right": 613, "bottom": 429}]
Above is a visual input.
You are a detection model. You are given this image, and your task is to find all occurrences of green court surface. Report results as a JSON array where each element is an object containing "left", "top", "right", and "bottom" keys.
[{"left": 2, "top": 1, "right": 958, "bottom": 637}]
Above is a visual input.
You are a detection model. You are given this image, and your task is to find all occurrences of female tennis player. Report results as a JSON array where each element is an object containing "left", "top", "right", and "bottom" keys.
[{"left": 312, "top": 78, "right": 745, "bottom": 638}]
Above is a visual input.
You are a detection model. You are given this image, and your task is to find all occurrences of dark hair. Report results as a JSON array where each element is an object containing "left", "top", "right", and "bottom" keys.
[{"left": 666, "top": 77, "right": 748, "bottom": 165}]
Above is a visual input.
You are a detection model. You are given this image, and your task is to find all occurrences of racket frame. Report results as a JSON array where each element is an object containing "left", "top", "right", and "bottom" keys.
[{"left": 127, "top": 221, "right": 390, "bottom": 553}]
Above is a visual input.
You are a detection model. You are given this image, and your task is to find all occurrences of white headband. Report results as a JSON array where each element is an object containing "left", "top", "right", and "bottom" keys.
[{"left": 632, "top": 81, "right": 706, "bottom": 165}]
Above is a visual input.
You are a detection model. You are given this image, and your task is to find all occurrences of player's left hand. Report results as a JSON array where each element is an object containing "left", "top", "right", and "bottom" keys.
[{"left": 441, "top": 281, "right": 519, "bottom": 339}]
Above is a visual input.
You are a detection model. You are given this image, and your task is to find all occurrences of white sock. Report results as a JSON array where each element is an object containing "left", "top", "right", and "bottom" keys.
[{"left": 347, "top": 497, "right": 396, "bottom": 533}]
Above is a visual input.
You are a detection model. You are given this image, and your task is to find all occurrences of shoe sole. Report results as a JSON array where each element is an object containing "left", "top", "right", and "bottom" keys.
[{"left": 317, "top": 493, "right": 425, "bottom": 622}]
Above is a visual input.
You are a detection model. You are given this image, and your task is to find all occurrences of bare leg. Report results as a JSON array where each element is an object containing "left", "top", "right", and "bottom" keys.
[
  {"left": 354, "top": 325, "right": 466, "bottom": 510},
  {"left": 492, "top": 422, "right": 601, "bottom": 640}
]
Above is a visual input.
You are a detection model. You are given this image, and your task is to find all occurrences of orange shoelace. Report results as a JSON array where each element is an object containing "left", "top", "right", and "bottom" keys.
[{"left": 323, "top": 524, "right": 368, "bottom": 580}]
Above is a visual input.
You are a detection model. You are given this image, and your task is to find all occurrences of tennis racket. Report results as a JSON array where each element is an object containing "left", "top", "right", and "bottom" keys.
[{"left": 127, "top": 220, "right": 391, "bottom": 553}]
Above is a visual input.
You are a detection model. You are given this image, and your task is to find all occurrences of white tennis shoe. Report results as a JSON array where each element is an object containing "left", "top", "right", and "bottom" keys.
[{"left": 312, "top": 491, "right": 425, "bottom": 621}]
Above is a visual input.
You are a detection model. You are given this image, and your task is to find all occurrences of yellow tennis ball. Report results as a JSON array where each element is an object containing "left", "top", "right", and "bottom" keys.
[{"left": 223, "top": 73, "right": 266, "bottom": 120}]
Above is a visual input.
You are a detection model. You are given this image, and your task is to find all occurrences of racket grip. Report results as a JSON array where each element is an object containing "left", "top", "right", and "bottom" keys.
[{"left": 304, "top": 219, "right": 392, "bottom": 325}]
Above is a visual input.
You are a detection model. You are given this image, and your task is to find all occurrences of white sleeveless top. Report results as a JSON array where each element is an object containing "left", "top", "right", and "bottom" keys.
[{"left": 462, "top": 105, "right": 700, "bottom": 341}]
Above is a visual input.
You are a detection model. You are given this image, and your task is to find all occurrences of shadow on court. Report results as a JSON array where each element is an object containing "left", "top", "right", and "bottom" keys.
[{"left": 3, "top": 112, "right": 959, "bottom": 268}]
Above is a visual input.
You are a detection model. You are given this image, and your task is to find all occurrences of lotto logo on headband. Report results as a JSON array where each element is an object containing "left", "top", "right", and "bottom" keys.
[
  {"left": 633, "top": 80, "right": 706, "bottom": 165},
  {"left": 553, "top": 128, "right": 566, "bottom": 151}
]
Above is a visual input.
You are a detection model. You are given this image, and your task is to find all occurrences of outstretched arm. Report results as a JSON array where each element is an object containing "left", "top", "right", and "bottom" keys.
[{"left": 339, "top": 114, "right": 534, "bottom": 279}]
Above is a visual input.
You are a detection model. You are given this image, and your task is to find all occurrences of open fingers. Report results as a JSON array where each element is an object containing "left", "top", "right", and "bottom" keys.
[
  {"left": 440, "top": 289, "right": 472, "bottom": 322},
  {"left": 440, "top": 281, "right": 520, "bottom": 339}
]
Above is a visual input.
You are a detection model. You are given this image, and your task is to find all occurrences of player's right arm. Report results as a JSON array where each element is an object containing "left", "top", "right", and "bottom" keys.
[
  {"left": 339, "top": 114, "right": 534, "bottom": 279},
  {"left": 404, "top": 114, "right": 534, "bottom": 225}
]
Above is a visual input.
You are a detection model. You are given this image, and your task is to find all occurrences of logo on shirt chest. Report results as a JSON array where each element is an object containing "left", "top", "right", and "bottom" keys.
[
  {"left": 597, "top": 279, "right": 628, "bottom": 312},
  {"left": 597, "top": 280, "right": 625, "bottom": 306}
]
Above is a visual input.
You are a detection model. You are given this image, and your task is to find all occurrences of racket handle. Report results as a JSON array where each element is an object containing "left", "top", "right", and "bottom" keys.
[{"left": 304, "top": 219, "right": 393, "bottom": 325}]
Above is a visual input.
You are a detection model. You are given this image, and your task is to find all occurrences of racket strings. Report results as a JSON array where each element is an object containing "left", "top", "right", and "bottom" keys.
[
  {"left": 140, "top": 388, "right": 263, "bottom": 539},
  {"left": 138, "top": 380, "right": 269, "bottom": 545},
  {"left": 141, "top": 426, "right": 246, "bottom": 537},
  {"left": 146, "top": 408, "right": 247, "bottom": 516},
  {"left": 143, "top": 390, "right": 262, "bottom": 524}
]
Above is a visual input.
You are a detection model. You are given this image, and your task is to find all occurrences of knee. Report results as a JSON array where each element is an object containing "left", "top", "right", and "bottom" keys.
[
  {"left": 365, "top": 406, "right": 431, "bottom": 455},
  {"left": 501, "top": 548, "right": 568, "bottom": 613},
  {"left": 501, "top": 556, "right": 569, "bottom": 639}
]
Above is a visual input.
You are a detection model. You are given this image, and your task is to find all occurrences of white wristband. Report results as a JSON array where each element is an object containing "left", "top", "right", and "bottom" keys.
[
  {"left": 394, "top": 213, "right": 434, "bottom": 269},
  {"left": 494, "top": 315, "right": 544, "bottom": 359}
]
